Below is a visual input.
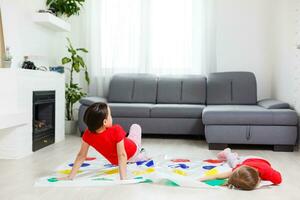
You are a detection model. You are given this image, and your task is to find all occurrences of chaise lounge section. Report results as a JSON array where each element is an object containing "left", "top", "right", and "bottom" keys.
[{"left": 202, "top": 72, "right": 298, "bottom": 152}]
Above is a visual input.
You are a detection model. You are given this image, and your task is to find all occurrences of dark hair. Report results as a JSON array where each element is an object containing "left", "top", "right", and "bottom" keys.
[
  {"left": 228, "top": 166, "right": 260, "bottom": 190},
  {"left": 83, "top": 102, "right": 108, "bottom": 132}
]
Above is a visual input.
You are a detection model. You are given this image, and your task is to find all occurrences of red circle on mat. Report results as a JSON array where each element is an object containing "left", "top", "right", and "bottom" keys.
[
  {"left": 171, "top": 159, "right": 190, "bottom": 162},
  {"left": 85, "top": 157, "right": 96, "bottom": 161},
  {"left": 203, "top": 159, "right": 223, "bottom": 164}
]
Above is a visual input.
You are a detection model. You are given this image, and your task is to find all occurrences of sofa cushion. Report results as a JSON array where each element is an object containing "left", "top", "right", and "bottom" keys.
[
  {"left": 108, "top": 103, "right": 154, "bottom": 117},
  {"left": 182, "top": 76, "right": 207, "bottom": 104},
  {"left": 202, "top": 105, "right": 298, "bottom": 125},
  {"left": 150, "top": 104, "right": 205, "bottom": 118},
  {"left": 108, "top": 75, "right": 134, "bottom": 103},
  {"left": 132, "top": 74, "right": 157, "bottom": 103},
  {"left": 258, "top": 99, "right": 290, "bottom": 109},
  {"left": 108, "top": 74, "right": 157, "bottom": 103},
  {"left": 207, "top": 72, "right": 257, "bottom": 105},
  {"left": 157, "top": 75, "right": 206, "bottom": 104}
]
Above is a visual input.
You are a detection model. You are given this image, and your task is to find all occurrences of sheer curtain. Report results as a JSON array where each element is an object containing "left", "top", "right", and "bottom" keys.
[{"left": 85, "top": 0, "right": 215, "bottom": 96}]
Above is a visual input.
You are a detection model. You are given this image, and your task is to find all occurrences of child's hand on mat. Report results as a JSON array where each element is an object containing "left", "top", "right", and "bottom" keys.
[
  {"left": 199, "top": 176, "right": 211, "bottom": 182},
  {"left": 198, "top": 177, "right": 206, "bottom": 182},
  {"left": 57, "top": 176, "right": 73, "bottom": 181}
]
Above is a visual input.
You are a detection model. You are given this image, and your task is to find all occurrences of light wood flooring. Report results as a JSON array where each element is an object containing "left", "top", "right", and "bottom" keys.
[{"left": 1, "top": 135, "right": 300, "bottom": 200}]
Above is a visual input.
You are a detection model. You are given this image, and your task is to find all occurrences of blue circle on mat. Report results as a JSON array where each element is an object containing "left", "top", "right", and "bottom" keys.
[
  {"left": 203, "top": 165, "right": 216, "bottom": 170},
  {"left": 69, "top": 163, "right": 90, "bottom": 167},
  {"left": 168, "top": 164, "right": 189, "bottom": 169},
  {"left": 146, "top": 160, "right": 154, "bottom": 167},
  {"left": 179, "top": 164, "right": 189, "bottom": 169},
  {"left": 104, "top": 163, "right": 115, "bottom": 168},
  {"left": 136, "top": 160, "right": 147, "bottom": 166}
]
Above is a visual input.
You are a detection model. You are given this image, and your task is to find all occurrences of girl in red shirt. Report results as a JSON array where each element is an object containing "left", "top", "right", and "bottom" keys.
[
  {"left": 59, "top": 102, "right": 147, "bottom": 180},
  {"left": 200, "top": 148, "right": 282, "bottom": 190}
]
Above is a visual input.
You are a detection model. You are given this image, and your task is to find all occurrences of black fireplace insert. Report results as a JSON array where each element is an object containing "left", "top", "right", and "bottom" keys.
[{"left": 32, "top": 91, "right": 55, "bottom": 151}]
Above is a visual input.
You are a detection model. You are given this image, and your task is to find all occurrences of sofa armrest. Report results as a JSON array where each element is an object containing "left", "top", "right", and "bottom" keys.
[
  {"left": 258, "top": 98, "right": 290, "bottom": 109},
  {"left": 79, "top": 96, "right": 107, "bottom": 106}
]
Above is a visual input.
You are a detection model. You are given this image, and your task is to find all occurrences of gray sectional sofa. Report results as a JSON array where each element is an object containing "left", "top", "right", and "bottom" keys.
[{"left": 78, "top": 72, "right": 299, "bottom": 152}]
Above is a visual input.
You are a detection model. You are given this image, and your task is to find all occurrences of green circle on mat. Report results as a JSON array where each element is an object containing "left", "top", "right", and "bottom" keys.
[
  {"left": 141, "top": 179, "right": 153, "bottom": 183},
  {"left": 165, "top": 179, "right": 180, "bottom": 187},
  {"left": 134, "top": 177, "right": 144, "bottom": 180},
  {"left": 204, "top": 179, "right": 227, "bottom": 186},
  {"left": 48, "top": 177, "right": 58, "bottom": 182}
]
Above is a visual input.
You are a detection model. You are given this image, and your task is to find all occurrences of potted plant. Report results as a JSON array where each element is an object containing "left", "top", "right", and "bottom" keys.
[
  {"left": 62, "top": 38, "right": 90, "bottom": 134},
  {"left": 3, "top": 47, "right": 12, "bottom": 68},
  {"left": 46, "top": 0, "right": 86, "bottom": 17}
]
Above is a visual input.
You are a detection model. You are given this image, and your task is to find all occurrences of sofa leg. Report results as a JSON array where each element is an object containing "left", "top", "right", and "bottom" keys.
[
  {"left": 208, "top": 143, "right": 228, "bottom": 150},
  {"left": 273, "top": 145, "right": 294, "bottom": 152}
]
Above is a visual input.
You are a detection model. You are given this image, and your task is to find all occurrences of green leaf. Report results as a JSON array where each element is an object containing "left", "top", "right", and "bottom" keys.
[
  {"left": 46, "top": 0, "right": 55, "bottom": 6},
  {"left": 76, "top": 48, "right": 88, "bottom": 53},
  {"left": 85, "top": 70, "right": 90, "bottom": 85},
  {"left": 62, "top": 57, "right": 71, "bottom": 65},
  {"left": 76, "top": 56, "right": 85, "bottom": 68},
  {"left": 68, "top": 48, "right": 76, "bottom": 55},
  {"left": 73, "top": 63, "right": 80, "bottom": 72}
]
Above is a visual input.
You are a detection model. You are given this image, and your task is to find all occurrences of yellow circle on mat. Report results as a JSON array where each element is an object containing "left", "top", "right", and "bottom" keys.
[
  {"left": 58, "top": 169, "right": 83, "bottom": 175},
  {"left": 173, "top": 169, "right": 187, "bottom": 176},
  {"left": 132, "top": 168, "right": 155, "bottom": 176},
  {"left": 205, "top": 168, "right": 219, "bottom": 176},
  {"left": 97, "top": 168, "right": 119, "bottom": 176},
  {"left": 145, "top": 168, "right": 155, "bottom": 174},
  {"left": 132, "top": 171, "right": 143, "bottom": 176},
  {"left": 104, "top": 168, "right": 119, "bottom": 175}
]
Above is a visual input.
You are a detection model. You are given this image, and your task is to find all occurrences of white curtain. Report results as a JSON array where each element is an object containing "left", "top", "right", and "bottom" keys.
[{"left": 85, "top": 0, "right": 216, "bottom": 96}]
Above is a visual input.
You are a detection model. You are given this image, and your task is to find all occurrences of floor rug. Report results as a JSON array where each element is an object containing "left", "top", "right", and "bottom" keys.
[{"left": 35, "top": 155, "right": 272, "bottom": 189}]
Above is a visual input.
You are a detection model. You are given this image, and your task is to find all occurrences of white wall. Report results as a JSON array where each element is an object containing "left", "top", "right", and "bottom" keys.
[
  {"left": 0, "top": 0, "right": 67, "bottom": 68},
  {"left": 215, "top": 0, "right": 273, "bottom": 100},
  {"left": 272, "top": 0, "right": 300, "bottom": 114}
]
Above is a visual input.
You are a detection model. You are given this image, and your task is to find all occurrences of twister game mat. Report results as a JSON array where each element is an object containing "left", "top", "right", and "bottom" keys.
[{"left": 35, "top": 155, "right": 273, "bottom": 189}]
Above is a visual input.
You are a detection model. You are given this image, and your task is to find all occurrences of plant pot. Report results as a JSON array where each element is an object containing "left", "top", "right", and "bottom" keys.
[
  {"left": 65, "top": 120, "right": 78, "bottom": 135},
  {"left": 2, "top": 61, "right": 12, "bottom": 68}
]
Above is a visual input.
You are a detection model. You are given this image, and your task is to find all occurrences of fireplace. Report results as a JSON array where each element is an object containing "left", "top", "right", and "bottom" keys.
[{"left": 32, "top": 91, "right": 55, "bottom": 151}]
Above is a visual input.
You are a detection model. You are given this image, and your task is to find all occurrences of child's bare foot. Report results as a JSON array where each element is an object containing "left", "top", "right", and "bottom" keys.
[
  {"left": 217, "top": 148, "right": 231, "bottom": 160},
  {"left": 137, "top": 148, "right": 150, "bottom": 161}
]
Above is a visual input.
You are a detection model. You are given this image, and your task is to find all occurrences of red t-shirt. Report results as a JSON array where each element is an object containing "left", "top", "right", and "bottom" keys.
[
  {"left": 233, "top": 158, "right": 282, "bottom": 185},
  {"left": 82, "top": 124, "right": 137, "bottom": 165}
]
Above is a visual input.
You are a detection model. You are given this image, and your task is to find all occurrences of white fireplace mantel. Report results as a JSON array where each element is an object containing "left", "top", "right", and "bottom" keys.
[{"left": 0, "top": 68, "right": 65, "bottom": 159}]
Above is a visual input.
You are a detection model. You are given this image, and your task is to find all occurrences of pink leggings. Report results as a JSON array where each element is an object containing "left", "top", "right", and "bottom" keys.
[{"left": 127, "top": 124, "right": 147, "bottom": 162}]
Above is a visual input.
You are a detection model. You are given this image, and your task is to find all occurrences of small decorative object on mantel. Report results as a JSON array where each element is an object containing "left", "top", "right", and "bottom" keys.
[
  {"left": 49, "top": 66, "right": 64, "bottom": 74},
  {"left": 21, "top": 56, "right": 37, "bottom": 70},
  {"left": 3, "top": 47, "right": 12, "bottom": 68},
  {"left": 38, "top": 9, "right": 56, "bottom": 15},
  {"left": 46, "top": 0, "right": 86, "bottom": 18}
]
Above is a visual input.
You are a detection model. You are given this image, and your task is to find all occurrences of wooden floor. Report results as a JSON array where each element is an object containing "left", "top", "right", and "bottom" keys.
[{"left": 1, "top": 135, "right": 300, "bottom": 200}]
